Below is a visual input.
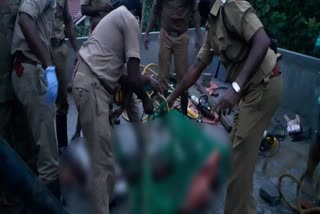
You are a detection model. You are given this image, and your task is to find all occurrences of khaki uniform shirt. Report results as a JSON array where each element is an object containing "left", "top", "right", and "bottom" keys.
[
  {"left": 52, "top": 0, "right": 69, "bottom": 40},
  {"left": 197, "top": 0, "right": 277, "bottom": 85},
  {"left": 80, "top": 0, "right": 111, "bottom": 27},
  {"left": 11, "top": 0, "right": 56, "bottom": 63},
  {"left": 0, "top": 0, "right": 21, "bottom": 101},
  {"left": 151, "top": 0, "right": 199, "bottom": 33},
  {"left": 78, "top": 6, "right": 140, "bottom": 91}
]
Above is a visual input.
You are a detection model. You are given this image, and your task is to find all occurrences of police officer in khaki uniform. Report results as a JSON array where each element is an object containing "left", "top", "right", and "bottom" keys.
[
  {"left": 11, "top": 0, "right": 60, "bottom": 197},
  {"left": 144, "top": 0, "right": 202, "bottom": 114},
  {"left": 81, "top": 0, "right": 112, "bottom": 32},
  {"left": 73, "top": 1, "right": 161, "bottom": 213},
  {"left": 0, "top": 0, "right": 36, "bottom": 206},
  {"left": 0, "top": 0, "right": 18, "bottom": 141},
  {"left": 52, "top": 0, "right": 78, "bottom": 152},
  {"left": 167, "top": 0, "right": 283, "bottom": 213},
  {"left": 74, "top": 0, "right": 113, "bottom": 139}
]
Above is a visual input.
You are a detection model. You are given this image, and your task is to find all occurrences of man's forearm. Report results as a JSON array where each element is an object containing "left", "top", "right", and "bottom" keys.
[
  {"left": 234, "top": 29, "right": 271, "bottom": 89},
  {"left": 171, "top": 61, "right": 206, "bottom": 100},
  {"left": 194, "top": 11, "right": 201, "bottom": 36},
  {"left": 19, "top": 13, "right": 51, "bottom": 67},
  {"left": 81, "top": 5, "right": 102, "bottom": 17},
  {"left": 65, "top": 19, "right": 79, "bottom": 52},
  {"left": 124, "top": 75, "right": 150, "bottom": 102},
  {"left": 145, "top": 12, "right": 158, "bottom": 34},
  {"left": 126, "top": 58, "right": 151, "bottom": 102}
]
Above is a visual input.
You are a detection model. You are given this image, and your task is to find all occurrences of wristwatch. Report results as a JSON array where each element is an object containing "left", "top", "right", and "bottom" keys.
[{"left": 232, "top": 82, "right": 241, "bottom": 94}]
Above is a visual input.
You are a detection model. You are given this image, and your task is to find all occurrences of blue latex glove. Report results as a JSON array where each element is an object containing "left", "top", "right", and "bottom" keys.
[{"left": 44, "top": 66, "right": 58, "bottom": 103}]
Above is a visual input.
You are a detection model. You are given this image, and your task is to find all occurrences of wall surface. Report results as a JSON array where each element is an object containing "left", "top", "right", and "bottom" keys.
[{"left": 66, "top": 29, "right": 320, "bottom": 130}]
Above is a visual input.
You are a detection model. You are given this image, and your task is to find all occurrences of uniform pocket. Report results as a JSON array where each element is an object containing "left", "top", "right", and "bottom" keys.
[
  {"left": 93, "top": 83, "right": 111, "bottom": 117},
  {"left": 241, "top": 81, "right": 268, "bottom": 110},
  {"left": 73, "top": 87, "right": 90, "bottom": 113}
]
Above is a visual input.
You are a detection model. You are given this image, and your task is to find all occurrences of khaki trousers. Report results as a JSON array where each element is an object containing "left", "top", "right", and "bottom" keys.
[
  {"left": 224, "top": 76, "right": 283, "bottom": 214},
  {"left": 53, "top": 41, "right": 69, "bottom": 116},
  {"left": 12, "top": 63, "right": 59, "bottom": 183},
  {"left": 73, "top": 60, "right": 114, "bottom": 214},
  {"left": 158, "top": 28, "right": 189, "bottom": 88},
  {"left": 73, "top": 58, "right": 141, "bottom": 214}
]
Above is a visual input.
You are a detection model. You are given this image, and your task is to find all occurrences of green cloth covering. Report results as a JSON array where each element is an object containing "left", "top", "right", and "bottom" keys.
[{"left": 114, "top": 110, "right": 230, "bottom": 214}]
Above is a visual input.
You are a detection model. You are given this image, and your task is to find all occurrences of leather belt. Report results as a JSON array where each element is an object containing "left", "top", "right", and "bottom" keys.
[
  {"left": 164, "top": 29, "right": 186, "bottom": 38},
  {"left": 15, "top": 52, "right": 37, "bottom": 66},
  {"left": 51, "top": 38, "right": 65, "bottom": 48},
  {"left": 76, "top": 57, "right": 116, "bottom": 95}
]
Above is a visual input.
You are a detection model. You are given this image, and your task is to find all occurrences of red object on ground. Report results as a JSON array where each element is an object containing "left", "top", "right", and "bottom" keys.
[
  {"left": 187, "top": 100, "right": 219, "bottom": 124},
  {"left": 173, "top": 81, "right": 220, "bottom": 124}
]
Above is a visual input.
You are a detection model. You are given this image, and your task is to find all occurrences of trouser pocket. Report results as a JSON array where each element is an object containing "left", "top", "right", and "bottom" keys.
[{"left": 36, "top": 64, "right": 47, "bottom": 95}]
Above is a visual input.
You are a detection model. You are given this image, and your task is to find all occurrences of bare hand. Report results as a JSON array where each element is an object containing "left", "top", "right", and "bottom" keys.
[
  {"left": 142, "top": 97, "right": 154, "bottom": 115},
  {"left": 144, "top": 34, "right": 150, "bottom": 50},
  {"left": 213, "top": 88, "right": 240, "bottom": 115},
  {"left": 166, "top": 94, "right": 175, "bottom": 108}
]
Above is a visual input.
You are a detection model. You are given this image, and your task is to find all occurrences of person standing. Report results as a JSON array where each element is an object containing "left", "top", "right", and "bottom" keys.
[
  {"left": 52, "top": 0, "right": 78, "bottom": 153},
  {"left": 11, "top": 0, "right": 60, "bottom": 197},
  {"left": 73, "top": 0, "right": 113, "bottom": 139},
  {"left": 73, "top": 1, "right": 161, "bottom": 213},
  {"left": 80, "top": 0, "right": 112, "bottom": 32},
  {"left": 144, "top": 0, "right": 202, "bottom": 114},
  {"left": 0, "top": 0, "right": 36, "bottom": 207},
  {"left": 167, "top": 0, "right": 283, "bottom": 213}
]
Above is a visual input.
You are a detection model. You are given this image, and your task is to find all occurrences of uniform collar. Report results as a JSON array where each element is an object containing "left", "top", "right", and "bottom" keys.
[{"left": 210, "top": 0, "right": 226, "bottom": 16}]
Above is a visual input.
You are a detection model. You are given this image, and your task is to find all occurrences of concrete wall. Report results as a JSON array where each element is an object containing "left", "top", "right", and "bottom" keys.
[
  {"left": 277, "top": 49, "right": 320, "bottom": 130},
  {"left": 66, "top": 29, "right": 320, "bottom": 130}
]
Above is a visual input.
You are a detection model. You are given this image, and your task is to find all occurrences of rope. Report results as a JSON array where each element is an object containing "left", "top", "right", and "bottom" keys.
[
  {"left": 122, "top": 63, "right": 177, "bottom": 122},
  {"left": 278, "top": 173, "right": 320, "bottom": 214},
  {"left": 140, "top": 64, "right": 176, "bottom": 92}
]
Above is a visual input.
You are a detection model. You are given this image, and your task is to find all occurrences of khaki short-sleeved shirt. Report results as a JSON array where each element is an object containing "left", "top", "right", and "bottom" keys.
[
  {"left": 11, "top": 0, "right": 56, "bottom": 63},
  {"left": 80, "top": 0, "right": 111, "bottom": 27},
  {"left": 52, "top": 0, "right": 68, "bottom": 40},
  {"left": 78, "top": 6, "right": 140, "bottom": 91},
  {"left": 0, "top": 0, "right": 21, "bottom": 101},
  {"left": 197, "top": 0, "right": 277, "bottom": 85},
  {"left": 151, "top": 0, "right": 199, "bottom": 33}
]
